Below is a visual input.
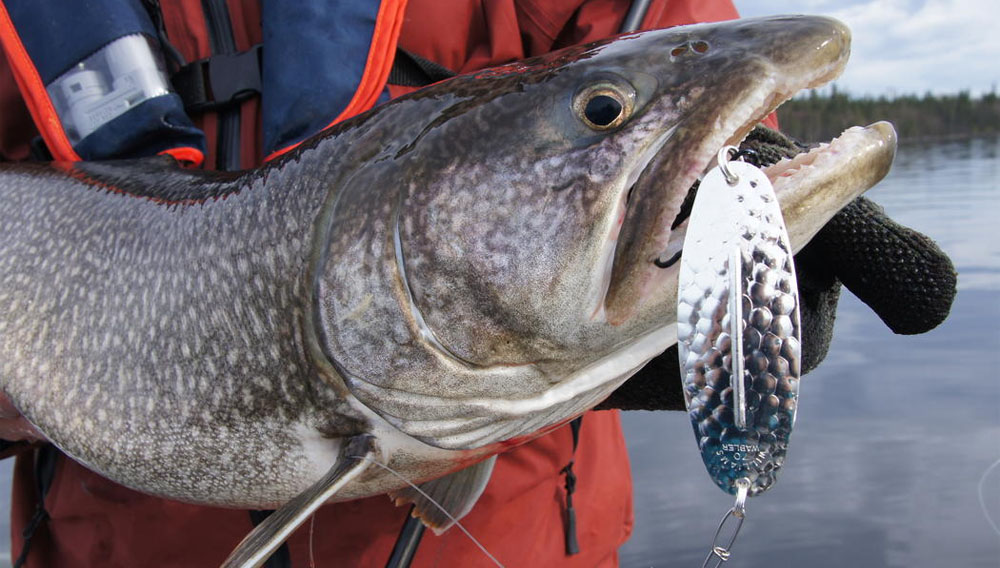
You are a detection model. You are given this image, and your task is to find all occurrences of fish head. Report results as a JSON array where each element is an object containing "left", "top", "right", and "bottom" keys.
[
  {"left": 323, "top": 16, "right": 895, "bottom": 452},
  {"left": 395, "top": 16, "right": 868, "bottom": 361}
]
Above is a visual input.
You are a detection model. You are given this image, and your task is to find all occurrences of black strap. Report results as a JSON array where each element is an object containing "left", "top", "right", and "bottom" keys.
[
  {"left": 247, "top": 510, "right": 292, "bottom": 568},
  {"left": 385, "top": 506, "right": 426, "bottom": 568},
  {"left": 172, "top": 45, "right": 262, "bottom": 113},
  {"left": 199, "top": 0, "right": 243, "bottom": 171},
  {"left": 560, "top": 416, "right": 584, "bottom": 556},
  {"left": 141, "top": 0, "right": 187, "bottom": 69},
  {"left": 388, "top": 49, "right": 456, "bottom": 87},
  {"left": 13, "top": 445, "right": 59, "bottom": 568}
]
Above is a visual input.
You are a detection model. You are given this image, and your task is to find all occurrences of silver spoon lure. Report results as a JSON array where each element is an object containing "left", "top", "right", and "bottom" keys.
[{"left": 676, "top": 146, "right": 802, "bottom": 566}]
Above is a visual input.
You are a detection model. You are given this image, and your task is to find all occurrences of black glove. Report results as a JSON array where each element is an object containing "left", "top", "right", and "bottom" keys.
[{"left": 598, "top": 126, "right": 958, "bottom": 411}]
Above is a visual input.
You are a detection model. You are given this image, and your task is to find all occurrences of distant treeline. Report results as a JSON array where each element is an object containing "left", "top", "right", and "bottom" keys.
[{"left": 776, "top": 87, "right": 1000, "bottom": 142}]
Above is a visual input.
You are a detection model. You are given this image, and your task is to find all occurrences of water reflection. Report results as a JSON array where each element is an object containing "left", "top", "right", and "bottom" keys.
[{"left": 622, "top": 136, "right": 1000, "bottom": 567}]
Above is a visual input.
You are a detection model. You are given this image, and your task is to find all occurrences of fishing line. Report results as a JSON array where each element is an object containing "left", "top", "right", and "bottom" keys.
[
  {"left": 308, "top": 514, "right": 317, "bottom": 568},
  {"left": 977, "top": 457, "right": 1000, "bottom": 537},
  {"left": 350, "top": 454, "right": 505, "bottom": 568}
]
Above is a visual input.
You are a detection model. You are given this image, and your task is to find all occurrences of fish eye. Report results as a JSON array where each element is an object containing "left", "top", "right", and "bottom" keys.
[
  {"left": 585, "top": 94, "right": 623, "bottom": 126},
  {"left": 574, "top": 81, "right": 635, "bottom": 131}
]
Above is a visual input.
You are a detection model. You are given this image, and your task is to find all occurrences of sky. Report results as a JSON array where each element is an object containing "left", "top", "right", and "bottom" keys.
[{"left": 733, "top": 0, "right": 999, "bottom": 98}]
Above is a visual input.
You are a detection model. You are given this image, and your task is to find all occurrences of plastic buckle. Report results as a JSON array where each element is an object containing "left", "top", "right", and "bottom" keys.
[{"left": 173, "top": 44, "right": 261, "bottom": 113}]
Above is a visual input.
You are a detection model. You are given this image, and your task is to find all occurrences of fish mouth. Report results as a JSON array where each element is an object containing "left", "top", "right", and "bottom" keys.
[
  {"left": 655, "top": 122, "right": 898, "bottom": 269},
  {"left": 601, "top": 19, "right": 897, "bottom": 325}
]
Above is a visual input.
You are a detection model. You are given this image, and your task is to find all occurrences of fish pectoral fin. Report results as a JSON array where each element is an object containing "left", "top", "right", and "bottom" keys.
[
  {"left": 390, "top": 455, "right": 497, "bottom": 535},
  {"left": 221, "top": 434, "right": 376, "bottom": 568}
]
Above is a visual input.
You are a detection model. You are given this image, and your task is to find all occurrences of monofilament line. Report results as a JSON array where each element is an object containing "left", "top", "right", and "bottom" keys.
[
  {"left": 978, "top": 457, "right": 1000, "bottom": 537},
  {"left": 350, "top": 454, "right": 505, "bottom": 567}
]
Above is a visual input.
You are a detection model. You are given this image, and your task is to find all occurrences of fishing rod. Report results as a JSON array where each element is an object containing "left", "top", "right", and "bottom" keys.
[{"left": 620, "top": 0, "right": 653, "bottom": 33}]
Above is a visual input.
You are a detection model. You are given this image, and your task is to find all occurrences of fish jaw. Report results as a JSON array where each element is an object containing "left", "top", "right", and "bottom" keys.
[
  {"left": 632, "top": 121, "right": 898, "bottom": 328},
  {"left": 770, "top": 122, "right": 897, "bottom": 249},
  {"left": 603, "top": 15, "right": 853, "bottom": 324}
]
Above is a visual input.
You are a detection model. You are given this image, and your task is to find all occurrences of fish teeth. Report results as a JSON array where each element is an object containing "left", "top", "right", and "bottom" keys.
[{"left": 763, "top": 125, "right": 866, "bottom": 182}]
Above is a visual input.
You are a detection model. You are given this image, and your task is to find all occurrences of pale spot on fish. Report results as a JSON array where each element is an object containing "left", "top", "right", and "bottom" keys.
[{"left": 344, "top": 293, "right": 373, "bottom": 321}]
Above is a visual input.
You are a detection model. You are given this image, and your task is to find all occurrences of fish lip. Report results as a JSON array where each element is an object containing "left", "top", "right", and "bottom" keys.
[{"left": 663, "top": 122, "right": 899, "bottom": 260}]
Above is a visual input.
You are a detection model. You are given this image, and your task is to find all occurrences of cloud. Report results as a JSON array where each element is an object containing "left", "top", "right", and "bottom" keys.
[{"left": 734, "top": 0, "right": 999, "bottom": 96}]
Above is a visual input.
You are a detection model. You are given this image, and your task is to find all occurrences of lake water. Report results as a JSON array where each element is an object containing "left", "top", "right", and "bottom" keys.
[
  {"left": 0, "top": 138, "right": 996, "bottom": 566},
  {"left": 621, "top": 136, "right": 1000, "bottom": 567}
]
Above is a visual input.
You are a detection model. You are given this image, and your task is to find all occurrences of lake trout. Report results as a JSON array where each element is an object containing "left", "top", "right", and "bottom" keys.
[{"left": 0, "top": 15, "right": 896, "bottom": 564}]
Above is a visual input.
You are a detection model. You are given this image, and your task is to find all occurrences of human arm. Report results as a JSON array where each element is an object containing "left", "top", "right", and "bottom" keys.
[{"left": 0, "top": 392, "right": 44, "bottom": 443}]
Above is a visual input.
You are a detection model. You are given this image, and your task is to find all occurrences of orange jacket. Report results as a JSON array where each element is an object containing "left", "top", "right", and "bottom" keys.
[{"left": 3, "top": 1, "right": 741, "bottom": 566}]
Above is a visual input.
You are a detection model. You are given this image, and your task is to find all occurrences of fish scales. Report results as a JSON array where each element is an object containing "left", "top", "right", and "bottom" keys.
[{"left": 0, "top": 158, "right": 365, "bottom": 506}]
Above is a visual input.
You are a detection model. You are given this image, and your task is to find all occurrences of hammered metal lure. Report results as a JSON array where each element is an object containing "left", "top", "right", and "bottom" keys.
[{"left": 677, "top": 146, "right": 802, "bottom": 566}]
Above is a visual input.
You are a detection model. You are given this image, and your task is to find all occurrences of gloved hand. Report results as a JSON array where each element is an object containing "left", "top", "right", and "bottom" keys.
[{"left": 598, "top": 126, "right": 958, "bottom": 411}]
